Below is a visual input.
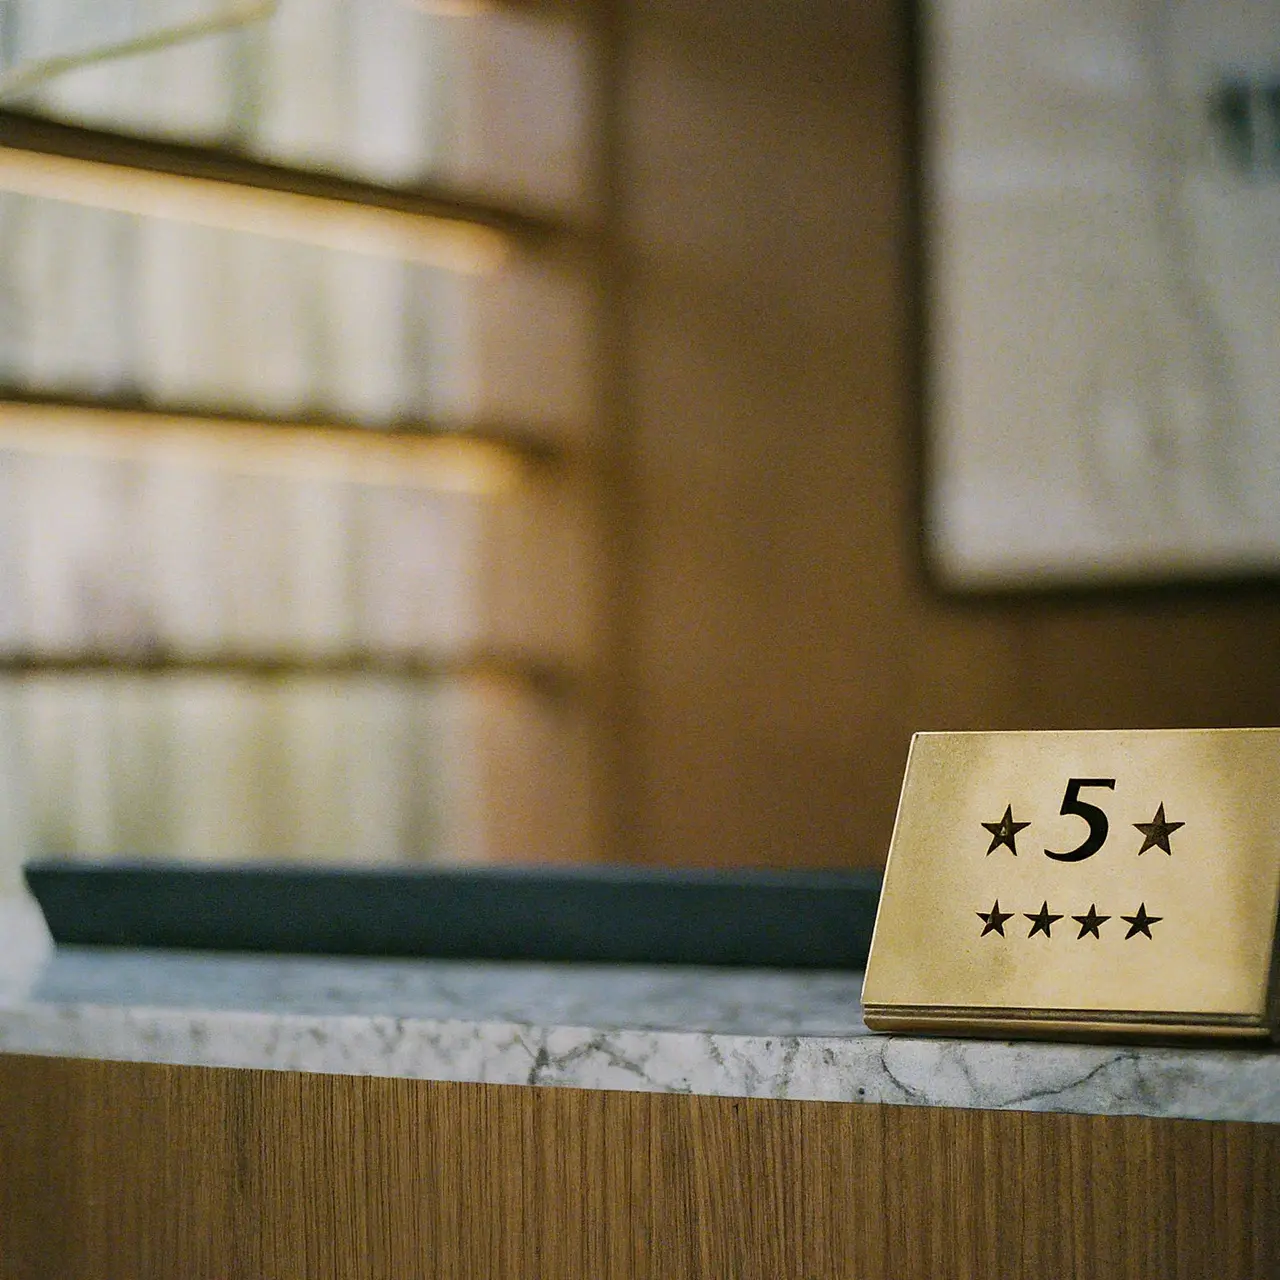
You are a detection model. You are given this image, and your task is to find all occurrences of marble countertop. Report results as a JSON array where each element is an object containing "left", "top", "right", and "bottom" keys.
[{"left": 1, "top": 947, "right": 1277, "bottom": 1124}]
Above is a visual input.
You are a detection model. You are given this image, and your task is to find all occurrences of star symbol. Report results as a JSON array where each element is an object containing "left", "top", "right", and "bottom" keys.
[
  {"left": 1072, "top": 904, "right": 1110, "bottom": 940},
  {"left": 1122, "top": 903, "right": 1162, "bottom": 939},
  {"left": 977, "top": 900, "right": 1015, "bottom": 937},
  {"left": 982, "top": 805, "right": 1030, "bottom": 856},
  {"left": 1025, "top": 901, "right": 1063, "bottom": 939},
  {"left": 1134, "top": 803, "right": 1184, "bottom": 855}
]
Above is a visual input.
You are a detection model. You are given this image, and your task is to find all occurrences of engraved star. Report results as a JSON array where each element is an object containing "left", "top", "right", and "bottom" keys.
[
  {"left": 982, "top": 805, "right": 1030, "bottom": 856},
  {"left": 1134, "top": 803, "right": 1184, "bottom": 855},
  {"left": 1072, "top": 903, "right": 1110, "bottom": 940},
  {"left": 977, "top": 900, "right": 1015, "bottom": 937},
  {"left": 1122, "top": 903, "right": 1162, "bottom": 939},
  {"left": 1025, "top": 901, "right": 1063, "bottom": 939}
]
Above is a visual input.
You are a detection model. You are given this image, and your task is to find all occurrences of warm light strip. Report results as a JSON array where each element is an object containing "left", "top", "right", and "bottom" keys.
[
  {"left": 0, "top": 402, "right": 526, "bottom": 495},
  {"left": 0, "top": 145, "right": 509, "bottom": 274},
  {"left": 404, "top": 0, "right": 494, "bottom": 13}
]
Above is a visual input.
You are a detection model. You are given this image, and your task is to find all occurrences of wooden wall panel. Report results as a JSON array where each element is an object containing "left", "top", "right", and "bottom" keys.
[
  {"left": 613, "top": 0, "right": 1280, "bottom": 869},
  {"left": 1, "top": 1054, "right": 1276, "bottom": 1279}
]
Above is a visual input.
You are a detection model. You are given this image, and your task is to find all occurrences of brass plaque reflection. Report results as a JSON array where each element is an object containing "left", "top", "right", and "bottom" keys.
[{"left": 862, "top": 730, "right": 1280, "bottom": 1041}]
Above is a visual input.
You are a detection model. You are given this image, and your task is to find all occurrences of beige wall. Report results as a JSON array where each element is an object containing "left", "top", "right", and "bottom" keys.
[{"left": 611, "top": 0, "right": 1280, "bottom": 869}]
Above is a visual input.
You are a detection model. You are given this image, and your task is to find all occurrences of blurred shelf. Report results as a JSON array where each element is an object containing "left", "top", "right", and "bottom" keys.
[
  {"left": 0, "top": 395, "right": 566, "bottom": 487},
  {"left": 0, "top": 650, "right": 575, "bottom": 696},
  {"left": 0, "top": 109, "right": 577, "bottom": 260}
]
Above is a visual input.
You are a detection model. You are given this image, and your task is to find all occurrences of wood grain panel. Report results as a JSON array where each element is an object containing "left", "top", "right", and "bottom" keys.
[
  {"left": 613, "top": 0, "right": 1280, "bottom": 870},
  {"left": 1, "top": 1054, "right": 1276, "bottom": 1278}
]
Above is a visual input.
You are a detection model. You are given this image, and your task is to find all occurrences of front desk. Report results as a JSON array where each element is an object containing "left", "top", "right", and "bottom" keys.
[{"left": 1, "top": 948, "right": 1277, "bottom": 1277}]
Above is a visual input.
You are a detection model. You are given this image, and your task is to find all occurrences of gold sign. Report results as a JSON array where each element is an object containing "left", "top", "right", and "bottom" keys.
[{"left": 862, "top": 730, "right": 1280, "bottom": 1041}]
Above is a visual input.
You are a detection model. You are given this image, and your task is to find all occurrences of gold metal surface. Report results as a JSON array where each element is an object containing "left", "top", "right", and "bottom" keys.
[{"left": 862, "top": 730, "right": 1280, "bottom": 1042}]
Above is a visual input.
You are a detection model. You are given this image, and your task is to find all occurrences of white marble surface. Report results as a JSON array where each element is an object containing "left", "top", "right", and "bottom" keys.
[{"left": 1, "top": 947, "right": 1277, "bottom": 1123}]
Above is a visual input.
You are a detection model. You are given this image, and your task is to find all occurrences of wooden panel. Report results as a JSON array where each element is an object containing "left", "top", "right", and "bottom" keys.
[
  {"left": 614, "top": 0, "right": 1280, "bottom": 869},
  {"left": 1, "top": 1053, "right": 1276, "bottom": 1278}
]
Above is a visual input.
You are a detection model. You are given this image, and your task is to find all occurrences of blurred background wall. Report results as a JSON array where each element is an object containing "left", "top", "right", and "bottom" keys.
[
  {"left": 609, "top": 0, "right": 1280, "bottom": 868},
  {"left": 0, "top": 0, "right": 1277, "bottom": 878},
  {"left": 0, "top": 0, "right": 603, "bottom": 870}
]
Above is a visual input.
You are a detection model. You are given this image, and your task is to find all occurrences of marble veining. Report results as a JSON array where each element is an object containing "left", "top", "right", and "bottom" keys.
[
  {"left": 1, "top": 948, "right": 1277, "bottom": 1123},
  {"left": 26, "top": 948, "right": 870, "bottom": 1036}
]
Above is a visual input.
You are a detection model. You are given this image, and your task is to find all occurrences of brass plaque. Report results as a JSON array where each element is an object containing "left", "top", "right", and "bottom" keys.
[{"left": 862, "top": 730, "right": 1280, "bottom": 1041}]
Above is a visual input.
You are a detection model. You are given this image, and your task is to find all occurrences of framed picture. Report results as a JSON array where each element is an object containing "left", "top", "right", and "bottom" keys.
[{"left": 923, "top": 0, "right": 1280, "bottom": 589}]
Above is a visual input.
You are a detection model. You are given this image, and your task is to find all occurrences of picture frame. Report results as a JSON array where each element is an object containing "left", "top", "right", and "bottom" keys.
[{"left": 922, "top": 0, "right": 1280, "bottom": 590}]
